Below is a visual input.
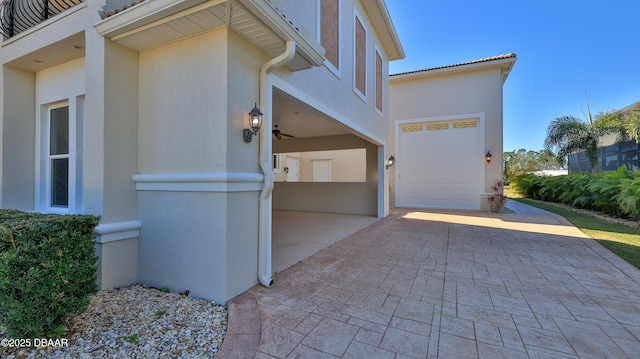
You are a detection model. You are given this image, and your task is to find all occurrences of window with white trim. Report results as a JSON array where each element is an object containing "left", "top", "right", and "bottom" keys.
[
  {"left": 38, "top": 98, "right": 83, "bottom": 213},
  {"left": 49, "top": 105, "right": 70, "bottom": 208},
  {"left": 353, "top": 9, "right": 367, "bottom": 101}
]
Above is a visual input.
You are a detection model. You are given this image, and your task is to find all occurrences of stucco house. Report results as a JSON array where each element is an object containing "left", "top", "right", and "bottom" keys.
[
  {"left": 0, "top": 0, "right": 404, "bottom": 303},
  {"left": 389, "top": 54, "right": 516, "bottom": 211},
  {"left": 0, "top": 0, "right": 515, "bottom": 304}
]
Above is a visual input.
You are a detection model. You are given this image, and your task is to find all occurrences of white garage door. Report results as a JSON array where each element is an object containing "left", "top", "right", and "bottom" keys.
[{"left": 396, "top": 118, "right": 484, "bottom": 210}]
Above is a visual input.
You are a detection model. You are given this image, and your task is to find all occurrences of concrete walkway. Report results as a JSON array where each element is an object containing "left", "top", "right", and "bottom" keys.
[{"left": 218, "top": 202, "right": 640, "bottom": 358}]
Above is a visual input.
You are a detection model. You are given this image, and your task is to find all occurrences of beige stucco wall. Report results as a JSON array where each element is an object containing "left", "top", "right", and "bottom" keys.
[
  {"left": 273, "top": 134, "right": 378, "bottom": 215},
  {"left": 136, "top": 28, "right": 265, "bottom": 302},
  {"left": 138, "top": 31, "right": 227, "bottom": 173},
  {"left": 389, "top": 67, "right": 505, "bottom": 209},
  {"left": 225, "top": 29, "right": 265, "bottom": 174},
  {"left": 136, "top": 29, "right": 230, "bottom": 300},
  {"left": 97, "top": 238, "right": 138, "bottom": 289},
  {"left": 1, "top": 67, "right": 35, "bottom": 209},
  {"left": 102, "top": 41, "right": 138, "bottom": 223},
  {"left": 224, "top": 29, "right": 265, "bottom": 299},
  {"left": 276, "top": 148, "right": 367, "bottom": 182}
]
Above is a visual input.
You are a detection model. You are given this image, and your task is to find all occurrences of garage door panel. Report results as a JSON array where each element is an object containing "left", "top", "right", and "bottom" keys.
[{"left": 397, "top": 118, "right": 483, "bottom": 210}]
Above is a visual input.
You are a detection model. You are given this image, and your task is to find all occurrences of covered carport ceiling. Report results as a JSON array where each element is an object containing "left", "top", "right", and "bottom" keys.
[{"left": 272, "top": 89, "right": 352, "bottom": 139}]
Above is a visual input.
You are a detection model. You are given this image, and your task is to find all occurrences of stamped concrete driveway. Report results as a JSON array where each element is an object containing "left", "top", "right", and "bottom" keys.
[{"left": 219, "top": 201, "right": 640, "bottom": 358}]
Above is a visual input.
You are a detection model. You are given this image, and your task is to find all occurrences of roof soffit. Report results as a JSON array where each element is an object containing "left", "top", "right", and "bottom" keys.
[
  {"left": 94, "top": 0, "right": 324, "bottom": 71},
  {"left": 361, "top": 0, "right": 404, "bottom": 60}
]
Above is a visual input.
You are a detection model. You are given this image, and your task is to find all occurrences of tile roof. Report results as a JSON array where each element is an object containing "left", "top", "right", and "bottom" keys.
[
  {"left": 391, "top": 53, "right": 516, "bottom": 77},
  {"left": 102, "top": 0, "right": 147, "bottom": 18}
]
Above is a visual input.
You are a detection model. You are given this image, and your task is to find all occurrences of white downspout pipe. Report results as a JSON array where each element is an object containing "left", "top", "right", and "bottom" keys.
[{"left": 258, "top": 41, "right": 296, "bottom": 288}]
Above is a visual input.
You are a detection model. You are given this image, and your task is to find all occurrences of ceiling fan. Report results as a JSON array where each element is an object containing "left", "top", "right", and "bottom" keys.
[{"left": 272, "top": 125, "right": 295, "bottom": 140}]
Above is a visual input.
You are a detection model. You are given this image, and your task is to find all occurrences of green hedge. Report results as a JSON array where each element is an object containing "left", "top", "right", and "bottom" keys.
[
  {"left": 511, "top": 166, "right": 640, "bottom": 219},
  {"left": 0, "top": 210, "right": 100, "bottom": 338}
]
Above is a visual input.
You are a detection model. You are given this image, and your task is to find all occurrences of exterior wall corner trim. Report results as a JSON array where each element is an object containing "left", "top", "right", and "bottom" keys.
[
  {"left": 132, "top": 172, "right": 265, "bottom": 192},
  {"left": 95, "top": 220, "right": 142, "bottom": 243}
]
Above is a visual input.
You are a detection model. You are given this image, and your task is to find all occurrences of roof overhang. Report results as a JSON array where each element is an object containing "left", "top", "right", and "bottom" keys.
[
  {"left": 94, "top": 0, "right": 325, "bottom": 71},
  {"left": 390, "top": 55, "right": 517, "bottom": 84},
  {"left": 362, "top": 0, "right": 404, "bottom": 60}
]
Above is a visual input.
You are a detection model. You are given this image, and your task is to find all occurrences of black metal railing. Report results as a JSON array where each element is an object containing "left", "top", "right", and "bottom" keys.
[{"left": 0, "top": 0, "right": 84, "bottom": 38}]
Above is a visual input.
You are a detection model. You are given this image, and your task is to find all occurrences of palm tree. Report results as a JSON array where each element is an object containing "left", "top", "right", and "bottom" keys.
[{"left": 544, "top": 98, "right": 625, "bottom": 172}]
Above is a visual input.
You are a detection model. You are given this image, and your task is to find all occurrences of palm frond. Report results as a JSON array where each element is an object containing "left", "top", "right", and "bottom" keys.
[
  {"left": 544, "top": 116, "right": 588, "bottom": 151},
  {"left": 625, "top": 106, "right": 640, "bottom": 142}
]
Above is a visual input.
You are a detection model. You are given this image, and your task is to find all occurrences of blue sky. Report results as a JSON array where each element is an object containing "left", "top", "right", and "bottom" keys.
[{"left": 386, "top": 1, "right": 640, "bottom": 152}]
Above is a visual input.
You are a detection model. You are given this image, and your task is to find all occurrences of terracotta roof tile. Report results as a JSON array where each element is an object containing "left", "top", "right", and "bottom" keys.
[
  {"left": 391, "top": 53, "right": 516, "bottom": 77},
  {"left": 102, "top": 0, "right": 147, "bottom": 19}
]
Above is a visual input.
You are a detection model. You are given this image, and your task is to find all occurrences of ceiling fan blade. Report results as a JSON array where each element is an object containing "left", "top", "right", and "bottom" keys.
[{"left": 281, "top": 133, "right": 295, "bottom": 138}]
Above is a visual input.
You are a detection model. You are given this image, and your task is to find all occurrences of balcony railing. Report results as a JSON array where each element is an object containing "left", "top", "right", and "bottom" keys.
[{"left": 0, "top": 0, "right": 84, "bottom": 38}]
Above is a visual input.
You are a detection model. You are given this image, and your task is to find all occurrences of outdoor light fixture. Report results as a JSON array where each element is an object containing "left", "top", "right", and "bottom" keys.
[
  {"left": 243, "top": 103, "right": 263, "bottom": 143},
  {"left": 485, "top": 151, "right": 492, "bottom": 164},
  {"left": 386, "top": 155, "right": 395, "bottom": 169}
]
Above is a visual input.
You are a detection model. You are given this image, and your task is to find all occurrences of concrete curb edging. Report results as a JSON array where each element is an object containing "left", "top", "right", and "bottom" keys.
[{"left": 215, "top": 291, "right": 261, "bottom": 358}]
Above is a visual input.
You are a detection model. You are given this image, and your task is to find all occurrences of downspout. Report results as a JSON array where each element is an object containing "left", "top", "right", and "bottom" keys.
[{"left": 258, "top": 40, "right": 296, "bottom": 288}]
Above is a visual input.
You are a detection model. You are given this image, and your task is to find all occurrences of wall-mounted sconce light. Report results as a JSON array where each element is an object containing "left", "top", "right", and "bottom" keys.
[
  {"left": 386, "top": 155, "right": 395, "bottom": 169},
  {"left": 243, "top": 103, "right": 263, "bottom": 143},
  {"left": 485, "top": 151, "right": 492, "bottom": 164}
]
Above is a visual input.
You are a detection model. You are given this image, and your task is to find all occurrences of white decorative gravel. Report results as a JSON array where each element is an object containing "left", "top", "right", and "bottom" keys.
[{"left": 0, "top": 285, "right": 227, "bottom": 358}]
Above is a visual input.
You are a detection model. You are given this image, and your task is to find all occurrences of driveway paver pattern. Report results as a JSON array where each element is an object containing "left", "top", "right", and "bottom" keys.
[{"left": 220, "top": 202, "right": 640, "bottom": 358}]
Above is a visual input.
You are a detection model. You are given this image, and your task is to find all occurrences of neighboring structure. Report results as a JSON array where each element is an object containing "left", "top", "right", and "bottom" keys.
[
  {"left": 389, "top": 54, "right": 516, "bottom": 211},
  {"left": 0, "top": 0, "right": 403, "bottom": 303},
  {"left": 568, "top": 100, "right": 640, "bottom": 173}
]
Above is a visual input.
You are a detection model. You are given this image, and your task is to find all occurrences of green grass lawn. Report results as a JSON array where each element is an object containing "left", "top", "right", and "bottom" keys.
[
  {"left": 513, "top": 198, "right": 640, "bottom": 270},
  {"left": 503, "top": 185, "right": 521, "bottom": 199}
]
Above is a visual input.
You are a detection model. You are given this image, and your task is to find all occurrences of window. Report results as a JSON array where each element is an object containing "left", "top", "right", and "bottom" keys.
[
  {"left": 49, "top": 106, "right": 70, "bottom": 207},
  {"left": 320, "top": 0, "right": 340, "bottom": 75},
  {"left": 375, "top": 47, "right": 383, "bottom": 113},
  {"left": 354, "top": 12, "right": 367, "bottom": 100},
  {"left": 38, "top": 98, "right": 83, "bottom": 213}
]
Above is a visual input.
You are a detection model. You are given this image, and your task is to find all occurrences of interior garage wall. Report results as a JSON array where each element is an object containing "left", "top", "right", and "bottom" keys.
[{"left": 273, "top": 134, "right": 377, "bottom": 216}]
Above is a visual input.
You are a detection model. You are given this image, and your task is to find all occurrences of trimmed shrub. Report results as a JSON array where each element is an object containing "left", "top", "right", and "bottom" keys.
[
  {"left": 559, "top": 173, "right": 594, "bottom": 208},
  {"left": 588, "top": 167, "right": 631, "bottom": 216},
  {"left": 511, "top": 174, "right": 543, "bottom": 199},
  {"left": 511, "top": 166, "right": 640, "bottom": 220},
  {"left": 615, "top": 177, "right": 640, "bottom": 219},
  {"left": 0, "top": 210, "right": 100, "bottom": 338}
]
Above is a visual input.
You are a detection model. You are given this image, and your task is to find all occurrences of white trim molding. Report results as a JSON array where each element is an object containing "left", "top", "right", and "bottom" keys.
[
  {"left": 95, "top": 220, "right": 142, "bottom": 244},
  {"left": 132, "top": 172, "right": 264, "bottom": 192}
]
